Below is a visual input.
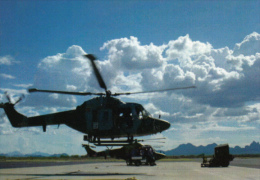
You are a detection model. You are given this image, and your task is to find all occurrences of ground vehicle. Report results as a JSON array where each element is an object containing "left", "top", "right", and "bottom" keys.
[
  {"left": 126, "top": 145, "right": 157, "bottom": 166},
  {"left": 201, "top": 144, "right": 234, "bottom": 167}
]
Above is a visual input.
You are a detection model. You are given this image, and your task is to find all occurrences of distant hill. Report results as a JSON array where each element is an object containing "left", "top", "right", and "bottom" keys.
[
  {"left": 162, "top": 141, "right": 260, "bottom": 156},
  {"left": 0, "top": 151, "right": 69, "bottom": 158},
  {"left": 1, "top": 151, "right": 25, "bottom": 157},
  {"left": 231, "top": 141, "right": 260, "bottom": 155},
  {"left": 24, "top": 151, "right": 51, "bottom": 157}
]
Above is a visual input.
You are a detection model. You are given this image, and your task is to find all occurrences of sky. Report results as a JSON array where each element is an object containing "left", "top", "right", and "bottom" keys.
[{"left": 0, "top": 0, "right": 259, "bottom": 155}]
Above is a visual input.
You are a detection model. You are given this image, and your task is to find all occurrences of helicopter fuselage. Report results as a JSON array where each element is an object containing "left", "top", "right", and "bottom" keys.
[
  {"left": 2, "top": 96, "right": 170, "bottom": 140},
  {"left": 67, "top": 96, "right": 170, "bottom": 139}
]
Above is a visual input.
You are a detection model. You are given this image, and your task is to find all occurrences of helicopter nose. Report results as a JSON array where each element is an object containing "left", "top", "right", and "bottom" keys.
[
  {"left": 154, "top": 119, "right": 170, "bottom": 132},
  {"left": 155, "top": 152, "right": 166, "bottom": 160}
]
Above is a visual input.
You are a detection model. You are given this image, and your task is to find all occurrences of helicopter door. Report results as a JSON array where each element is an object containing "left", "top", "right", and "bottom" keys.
[
  {"left": 92, "top": 110, "right": 98, "bottom": 130},
  {"left": 98, "top": 109, "right": 113, "bottom": 131},
  {"left": 118, "top": 107, "right": 133, "bottom": 128},
  {"left": 85, "top": 108, "right": 93, "bottom": 131}
]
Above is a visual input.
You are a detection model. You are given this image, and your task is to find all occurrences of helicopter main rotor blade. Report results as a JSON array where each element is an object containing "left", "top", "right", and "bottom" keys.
[
  {"left": 28, "top": 88, "right": 105, "bottom": 96},
  {"left": 112, "top": 86, "right": 196, "bottom": 96},
  {"left": 84, "top": 54, "right": 107, "bottom": 91}
]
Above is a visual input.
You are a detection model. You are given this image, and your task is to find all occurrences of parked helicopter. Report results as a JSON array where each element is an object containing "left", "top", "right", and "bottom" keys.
[
  {"left": 83, "top": 141, "right": 166, "bottom": 166},
  {"left": 0, "top": 54, "right": 195, "bottom": 144}
]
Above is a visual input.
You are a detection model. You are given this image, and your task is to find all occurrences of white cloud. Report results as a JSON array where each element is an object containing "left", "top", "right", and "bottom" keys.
[
  {"left": 0, "top": 88, "right": 27, "bottom": 96},
  {"left": 24, "top": 45, "right": 92, "bottom": 108},
  {"left": 13, "top": 84, "right": 33, "bottom": 88},
  {"left": 101, "top": 36, "right": 166, "bottom": 70},
  {"left": 210, "top": 47, "right": 233, "bottom": 70},
  {"left": 0, "top": 55, "right": 19, "bottom": 65},
  {"left": 165, "top": 34, "right": 212, "bottom": 60},
  {"left": 233, "top": 32, "right": 260, "bottom": 56},
  {"left": 0, "top": 73, "right": 15, "bottom": 79},
  {"left": 23, "top": 33, "right": 260, "bottom": 110},
  {"left": 196, "top": 123, "right": 256, "bottom": 132}
]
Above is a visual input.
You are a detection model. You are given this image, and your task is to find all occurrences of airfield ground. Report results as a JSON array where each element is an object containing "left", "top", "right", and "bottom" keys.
[{"left": 0, "top": 158, "right": 259, "bottom": 180}]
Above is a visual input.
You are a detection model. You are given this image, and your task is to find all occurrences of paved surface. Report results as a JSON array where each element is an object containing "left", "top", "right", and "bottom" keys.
[
  {"left": 231, "top": 158, "right": 260, "bottom": 169},
  {"left": 192, "top": 157, "right": 260, "bottom": 169},
  {"left": 0, "top": 161, "right": 259, "bottom": 180},
  {"left": 0, "top": 161, "right": 93, "bottom": 169}
]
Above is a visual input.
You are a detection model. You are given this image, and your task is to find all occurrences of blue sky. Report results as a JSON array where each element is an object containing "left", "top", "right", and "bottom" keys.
[
  {"left": 1, "top": 1, "right": 259, "bottom": 85},
  {"left": 0, "top": 0, "right": 259, "bottom": 155}
]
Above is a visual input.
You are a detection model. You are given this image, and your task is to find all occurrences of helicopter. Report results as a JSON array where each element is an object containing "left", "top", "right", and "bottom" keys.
[
  {"left": 82, "top": 140, "right": 166, "bottom": 166},
  {"left": 0, "top": 54, "right": 195, "bottom": 144}
]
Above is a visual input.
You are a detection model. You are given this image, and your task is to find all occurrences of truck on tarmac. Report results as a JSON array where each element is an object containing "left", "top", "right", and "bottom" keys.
[{"left": 201, "top": 144, "right": 234, "bottom": 167}]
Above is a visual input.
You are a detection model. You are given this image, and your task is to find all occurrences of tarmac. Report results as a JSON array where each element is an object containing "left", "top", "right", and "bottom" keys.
[{"left": 0, "top": 160, "right": 259, "bottom": 180}]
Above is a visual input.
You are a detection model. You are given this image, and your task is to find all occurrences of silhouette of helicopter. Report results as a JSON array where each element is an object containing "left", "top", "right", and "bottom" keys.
[
  {"left": 83, "top": 140, "right": 166, "bottom": 166},
  {"left": 0, "top": 54, "right": 195, "bottom": 144}
]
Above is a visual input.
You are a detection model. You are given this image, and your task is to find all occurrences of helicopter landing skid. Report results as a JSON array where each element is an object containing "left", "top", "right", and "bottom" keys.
[
  {"left": 84, "top": 135, "right": 135, "bottom": 146},
  {"left": 94, "top": 139, "right": 137, "bottom": 146}
]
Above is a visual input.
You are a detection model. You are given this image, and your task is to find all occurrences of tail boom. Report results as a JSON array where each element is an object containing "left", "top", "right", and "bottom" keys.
[{"left": 1, "top": 103, "right": 71, "bottom": 131}]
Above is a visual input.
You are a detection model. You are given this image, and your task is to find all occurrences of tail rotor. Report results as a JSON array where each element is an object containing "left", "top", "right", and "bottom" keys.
[
  {"left": 0, "top": 92, "right": 25, "bottom": 118},
  {"left": 14, "top": 94, "right": 25, "bottom": 105},
  {"left": 4, "top": 92, "right": 12, "bottom": 104},
  {"left": 2, "top": 92, "right": 25, "bottom": 105}
]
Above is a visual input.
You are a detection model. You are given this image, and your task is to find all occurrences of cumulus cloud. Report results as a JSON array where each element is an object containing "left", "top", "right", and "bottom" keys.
[
  {"left": 13, "top": 84, "right": 33, "bottom": 88},
  {"left": 98, "top": 33, "right": 260, "bottom": 111},
  {"left": 233, "top": 32, "right": 260, "bottom": 56},
  {"left": 0, "top": 55, "right": 19, "bottom": 65},
  {"left": 101, "top": 36, "right": 166, "bottom": 70},
  {"left": 21, "top": 33, "right": 259, "bottom": 121},
  {"left": 0, "top": 73, "right": 16, "bottom": 79},
  {"left": 23, "top": 33, "right": 259, "bottom": 109},
  {"left": 144, "top": 33, "right": 259, "bottom": 108},
  {"left": 0, "top": 88, "right": 27, "bottom": 97},
  {"left": 0, "top": 56, "right": 18, "bottom": 80},
  {"left": 98, "top": 33, "right": 260, "bottom": 130},
  {"left": 165, "top": 34, "right": 212, "bottom": 60},
  {"left": 24, "top": 45, "right": 92, "bottom": 107}
]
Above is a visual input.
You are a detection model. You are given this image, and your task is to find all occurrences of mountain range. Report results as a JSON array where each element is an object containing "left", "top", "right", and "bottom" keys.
[
  {"left": 162, "top": 141, "right": 260, "bottom": 156},
  {"left": 0, "top": 141, "right": 259, "bottom": 157},
  {"left": 0, "top": 151, "right": 69, "bottom": 158}
]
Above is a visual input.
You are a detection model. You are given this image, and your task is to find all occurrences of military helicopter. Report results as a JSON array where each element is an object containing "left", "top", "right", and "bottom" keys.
[
  {"left": 0, "top": 54, "right": 195, "bottom": 144},
  {"left": 82, "top": 140, "right": 166, "bottom": 166}
]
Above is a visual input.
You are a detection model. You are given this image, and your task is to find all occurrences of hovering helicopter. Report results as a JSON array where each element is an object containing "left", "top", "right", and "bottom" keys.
[{"left": 0, "top": 54, "right": 195, "bottom": 144}]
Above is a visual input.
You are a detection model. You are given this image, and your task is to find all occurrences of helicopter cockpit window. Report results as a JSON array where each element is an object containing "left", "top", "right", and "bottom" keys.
[
  {"left": 135, "top": 106, "right": 151, "bottom": 119},
  {"left": 118, "top": 109, "right": 132, "bottom": 117},
  {"left": 135, "top": 107, "right": 143, "bottom": 120},
  {"left": 117, "top": 108, "right": 133, "bottom": 127},
  {"left": 143, "top": 109, "right": 151, "bottom": 117},
  {"left": 138, "top": 111, "right": 143, "bottom": 119}
]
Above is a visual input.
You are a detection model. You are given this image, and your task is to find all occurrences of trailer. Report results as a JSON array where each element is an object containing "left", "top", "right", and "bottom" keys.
[
  {"left": 126, "top": 155, "right": 156, "bottom": 166},
  {"left": 201, "top": 144, "right": 234, "bottom": 167}
]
